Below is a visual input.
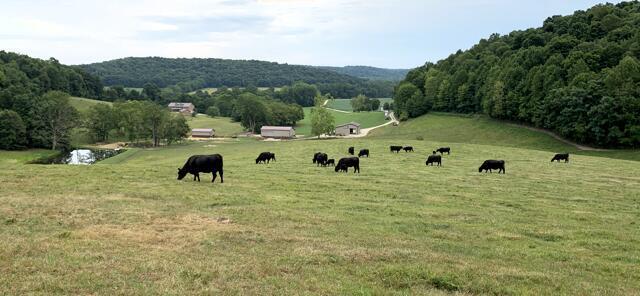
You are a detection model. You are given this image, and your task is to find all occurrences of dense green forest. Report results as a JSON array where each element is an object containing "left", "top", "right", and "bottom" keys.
[
  {"left": 80, "top": 57, "right": 396, "bottom": 98},
  {"left": 0, "top": 51, "right": 104, "bottom": 149},
  {"left": 394, "top": 1, "right": 640, "bottom": 148},
  {"left": 317, "top": 66, "right": 409, "bottom": 81}
]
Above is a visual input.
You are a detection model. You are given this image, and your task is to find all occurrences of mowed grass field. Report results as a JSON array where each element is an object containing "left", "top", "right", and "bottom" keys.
[
  {"left": 295, "top": 107, "right": 387, "bottom": 136},
  {"left": 326, "top": 98, "right": 392, "bottom": 112},
  {"left": 186, "top": 115, "right": 245, "bottom": 137}
]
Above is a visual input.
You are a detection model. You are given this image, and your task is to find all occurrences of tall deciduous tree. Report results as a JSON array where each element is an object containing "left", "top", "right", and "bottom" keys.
[
  {"left": 310, "top": 95, "right": 335, "bottom": 138},
  {"left": 41, "top": 91, "right": 78, "bottom": 150},
  {"left": 0, "top": 109, "right": 27, "bottom": 150}
]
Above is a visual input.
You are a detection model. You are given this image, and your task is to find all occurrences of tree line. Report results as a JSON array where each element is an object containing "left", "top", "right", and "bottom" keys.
[
  {"left": 394, "top": 2, "right": 640, "bottom": 148},
  {"left": 0, "top": 51, "right": 104, "bottom": 150}
]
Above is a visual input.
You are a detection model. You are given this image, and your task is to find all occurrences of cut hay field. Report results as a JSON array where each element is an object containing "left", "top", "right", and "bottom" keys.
[
  {"left": 295, "top": 107, "right": 387, "bottom": 136},
  {"left": 69, "top": 97, "right": 111, "bottom": 114},
  {"left": 1, "top": 114, "right": 639, "bottom": 295},
  {"left": 186, "top": 115, "right": 245, "bottom": 137},
  {"left": 326, "top": 98, "right": 392, "bottom": 112}
]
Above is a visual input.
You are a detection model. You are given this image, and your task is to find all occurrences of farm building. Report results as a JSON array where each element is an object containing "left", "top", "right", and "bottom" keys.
[
  {"left": 191, "top": 128, "right": 214, "bottom": 138},
  {"left": 335, "top": 122, "right": 361, "bottom": 136},
  {"left": 261, "top": 126, "right": 295, "bottom": 138},
  {"left": 168, "top": 102, "right": 195, "bottom": 116}
]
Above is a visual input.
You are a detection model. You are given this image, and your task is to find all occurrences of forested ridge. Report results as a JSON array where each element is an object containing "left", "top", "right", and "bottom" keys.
[
  {"left": 316, "top": 65, "right": 409, "bottom": 81},
  {"left": 394, "top": 1, "right": 640, "bottom": 148},
  {"left": 80, "top": 57, "right": 396, "bottom": 98}
]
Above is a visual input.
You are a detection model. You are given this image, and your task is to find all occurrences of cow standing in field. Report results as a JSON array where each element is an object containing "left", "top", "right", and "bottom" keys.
[
  {"left": 390, "top": 146, "right": 403, "bottom": 153},
  {"left": 256, "top": 152, "right": 275, "bottom": 164},
  {"left": 478, "top": 160, "right": 505, "bottom": 174},
  {"left": 313, "top": 152, "right": 328, "bottom": 166},
  {"left": 551, "top": 153, "right": 569, "bottom": 163},
  {"left": 348, "top": 147, "right": 355, "bottom": 155},
  {"left": 335, "top": 157, "right": 360, "bottom": 173},
  {"left": 426, "top": 151, "right": 441, "bottom": 166},
  {"left": 326, "top": 159, "right": 335, "bottom": 166},
  {"left": 358, "top": 149, "right": 370, "bottom": 158},
  {"left": 436, "top": 147, "right": 451, "bottom": 155},
  {"left": 178, "top": 154, "right": 224, "bottom": 183},
  {"left": 403, "top": 146, "right": 414, "bottom": 152}
]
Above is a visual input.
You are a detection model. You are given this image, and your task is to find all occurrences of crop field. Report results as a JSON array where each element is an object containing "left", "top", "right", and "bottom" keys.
[
  {"left": 1, "top": 115, "right": 639, "bottom": 294},
  {"left": 326, "top": 98, "right": 392, "bottom": 112},
  {"left": 69, "top": 97, "right": 111, "bottom": 114},
  {"left": 295, "top": 107, "right": 387, "bottom": 136}
]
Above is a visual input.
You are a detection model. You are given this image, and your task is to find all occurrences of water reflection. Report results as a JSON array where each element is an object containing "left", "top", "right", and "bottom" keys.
[{"left": 31, "top": 149, "right": 125, "bottom": 165}]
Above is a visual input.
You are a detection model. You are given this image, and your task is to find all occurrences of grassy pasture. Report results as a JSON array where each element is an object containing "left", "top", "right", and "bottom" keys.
[
  {"left": 69, "top": 97, "right": 111, "bottom": 114},
  {"left": 1, "top": 134, "right": 639, "bottom": 294},
  {"left": 326, "top": 98, "right": 392, "bottom": 112},
  {"left": 186, "top": 115, "right": 245, "bottom": 137},
  {"left": 295, "top": 108, "right": 388, "bottom": 136},
  {"left": 371, "top": 112, "right": 640, "bottom": 161}
]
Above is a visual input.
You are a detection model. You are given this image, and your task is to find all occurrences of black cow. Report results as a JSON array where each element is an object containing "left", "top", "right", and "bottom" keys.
[
  {"left": 436, "top": 147, "right": 451, "bottom": 155},
  {"left": 390, "top": 145, "right": 403, "bottom": 153},
  {"left": 348, "top": 147, "right": 355, "bottom": 155},
  {"left": 178, "top": 154, "right": 224, "bottom": 183},
  {"left": 551, "top": 153, "right": 569, "bottom": 163},
  {"left": 479, "top": 160, "right": 505, "bottom": 174},
  {"left": 335, "top": 157, "right": 360, "bottom": 173},
  {"left": 403, "top": 146, "right": 414, "bottom": 152},
  {"left": 426, "top": 151, "right": 441, "bottom": 166},
  {"left": 358, "top": 149, "right": 370, "bottom": 158},
  {"left": 326, "top": 159, "right": 335, "bottom": 166},
  {"left": 313, "top": 152, "right": 328, "bottom": 166},
  {"left": 256, "top": 152, "right": 275, "bottom": 164}
]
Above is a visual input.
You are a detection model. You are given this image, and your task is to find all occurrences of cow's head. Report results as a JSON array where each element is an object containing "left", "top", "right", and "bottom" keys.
[
  {"left": 478, "top": 166, "right": 483, "bottom": 173},
  {"left": 334, "top": 164, "right": 342, "bottom": 172},
  {"left": 270, "top": 154, "right": 276, "bottom": 161},
  {"left": 177, "top": 168, "right": 188, "bottom": 180},
  {"left": 255, "top": 158, "right": 260, "bottom": 164}
]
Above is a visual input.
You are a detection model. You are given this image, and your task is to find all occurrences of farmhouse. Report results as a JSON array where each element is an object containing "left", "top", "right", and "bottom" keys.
[
  {"left": 168, "top": 102, "right": 195, "bottom": 116},
  {"left": 261, "top": 126, "right": 295, "bottom": 138},
  {"left": 335, "top": 122, "right": 361, "bottom": 136},
  {"left": 191, "top": 128, "right": 214, "bottom": 138}
]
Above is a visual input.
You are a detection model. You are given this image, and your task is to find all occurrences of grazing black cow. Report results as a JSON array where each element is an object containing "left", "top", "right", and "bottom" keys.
[
  {"left": 335, "top": 157, "right": 360, "bottom": 173},
  {"left": 390, "top": 145, "right": 403, "bottom": 153},
  {"left": 313, "top": 152, "right": 328, "bottom": 166},
  {"left": 436, "top": 147, "right": 451, "bottom": 155},
  {"left": 426, "top": 151, "right": 441, "bottom": 166},
  {"left": 348, "top": 147, "right": 355, "bottom": 155},
  {"left": 478, "top": 160, "right": 505, "bottom": 174},
  {"left": 178, "top": 154, "right": 224, "bottom": 183},
  {"left": 551, "top": 153, "right": 569, "bottom": 163},
  {"left": 358, "top": 149, "right": 370, "bottom": 158},
  {"left": 403, "top": 146, "right": 414, "bottom": 152},
  {"left": 326, "top": 159, "right": 335, "bottom": 166},
  {"left": 256, "top": 152, "right": 274, "bottom": 164}
]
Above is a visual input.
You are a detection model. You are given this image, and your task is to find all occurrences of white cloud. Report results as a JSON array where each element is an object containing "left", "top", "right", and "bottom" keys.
[{"left": 0, "top": 0, "right": 625, "bottom": 68}]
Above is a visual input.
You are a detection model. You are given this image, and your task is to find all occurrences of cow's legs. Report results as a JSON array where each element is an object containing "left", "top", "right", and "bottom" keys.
[
  {"left": 211, "top": 170, "right": 217, "bottom": 183},
  {"left": 219, "top": 169, "right": 224, "bottom": 183}
]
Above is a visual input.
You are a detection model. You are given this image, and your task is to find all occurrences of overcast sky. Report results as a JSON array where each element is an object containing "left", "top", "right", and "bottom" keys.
[{"left": 0, "top": 0, "right": 622, "bottom": 68}]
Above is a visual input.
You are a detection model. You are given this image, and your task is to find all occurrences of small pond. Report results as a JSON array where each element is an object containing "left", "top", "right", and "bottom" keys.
[{"left": 31, "top": 149, "right": 126, "bottom": 165}]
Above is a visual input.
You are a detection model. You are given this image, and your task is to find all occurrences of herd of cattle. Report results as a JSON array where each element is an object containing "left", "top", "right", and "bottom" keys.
[{"left": 177, "top": 146, "right": 570, "bottom": 182}]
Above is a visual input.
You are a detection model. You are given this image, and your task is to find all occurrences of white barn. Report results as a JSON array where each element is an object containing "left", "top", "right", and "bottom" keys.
[{"left": 261, "top": 126, "right": 295, "bottom": 138}]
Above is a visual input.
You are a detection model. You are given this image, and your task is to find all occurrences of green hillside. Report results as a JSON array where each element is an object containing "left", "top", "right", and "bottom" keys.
[
  {"left": 370, "top": 112, "right": 640, "bottom": 161},
  {"left": 1, "top": 137, "right": 638, "bottom": 294},
  {"left": 69, "top": 97, "right": 111, "bottom": 114},
  {"left": 186, "top": 115, "right": 244, "bottom": 137},
  {"left": 393, "top": 1, "right": 640, "bottom": 148}
]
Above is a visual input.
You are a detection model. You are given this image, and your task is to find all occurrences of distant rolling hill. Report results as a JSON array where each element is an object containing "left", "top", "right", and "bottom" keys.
[
  {"left": 79, "top": 57, "right": 367, "bottom": 89},
  {"left": 317, "top": 66, "right": 410, "bottom": 81}
]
